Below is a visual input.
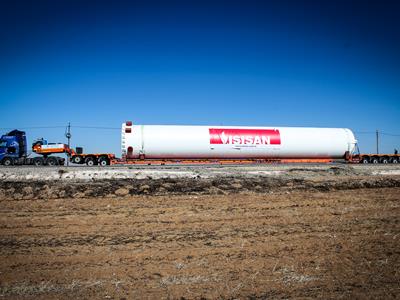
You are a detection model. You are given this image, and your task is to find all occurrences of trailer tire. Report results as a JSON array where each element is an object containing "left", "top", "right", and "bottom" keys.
[
  {"left": 98, "top": 157, "right": 109, "bottom": 166},
  {"left": 391, "top": 157, "right": 399, "bottom": 164},
  {"left": 371, "top": 157, "right": 379, "bottom": 164},
  {"left": 2, "top": 157, "right": 13, "bottom": 166},
  {"left": 58, "top": 158, "right": 65, "bottom": 166},
  {"left": 34, "top": 157, "right": 44, "bottom": 166},
  {"left": 381, "top": 157, "right": 389, "bottom": 164},
  {"left": 46, "top": 157, "right": 58, "bottom": 166},
  {"left": 361, "top": 157, "right": 369, "bottom": 164},
  {"left": 72, "top": 155, "right": 83, "bottom": 164},
  {"left": 85, "top": 157, "right": 96, "bottom": 166}
]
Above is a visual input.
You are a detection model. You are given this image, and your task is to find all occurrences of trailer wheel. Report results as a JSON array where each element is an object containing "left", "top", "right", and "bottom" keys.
[
  {"left": 58, "top": 158, "right": 65, "bottom": 166},
  {"left": 391, "top": 157, "right": 399, "bottom": 164},
  {"left": 34, "top": 157, "right": 44, "bottom": 166},
  {"left": 361, "top": 157, "right": 369, "bottom": 164},
  {"left": 72, "top": 155, "right": 83, "bottom": 164},
  {"left": 85, "top": 157, "right": 96, "bottom": 166},
  {"left": 98, "top": 157, "right": 109, "bottom": 166},
  {"left": 46, "top": 157, "right": 58, "bottom": 166},
  {"left": 2, "top": 157, "right": 13, "bottom": 166},
  {"left": 371, "top": 157, "right": 379, "bottom": 164},
  {"left": 381, "top": 157, "right": 389, "bottom": 164}
]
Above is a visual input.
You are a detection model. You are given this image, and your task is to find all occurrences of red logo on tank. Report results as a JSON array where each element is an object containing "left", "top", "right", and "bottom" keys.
[{"left": 209, "top": 128, "right": 281, "bottom": 145}]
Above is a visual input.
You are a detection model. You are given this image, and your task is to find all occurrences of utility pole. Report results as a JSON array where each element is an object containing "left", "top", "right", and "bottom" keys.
[
  {"left": 65, "top": 122, "right": 71, "bottom": 166},
  {"left": 376, "top": 129, "right": 379, "bottom": 154}
]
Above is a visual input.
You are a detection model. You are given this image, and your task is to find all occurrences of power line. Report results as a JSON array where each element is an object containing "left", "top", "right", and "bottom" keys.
[
  {"left": 381, "top": 132, "right": 400, "bottom": 137},
  {"left": 72, "top": 126, "right": 120, "bottom": 130},
  {"left": 0, "top": 125, "right": 120, "bottom": 130},
  {"left": 355, "top": 131, "right": 400, "bottom": 137},
  {"left": 354, "top": 131, "right": 376, "bottom": 134},
  {"left": 0, "top": 126, "right": 66, "bottom": 130},
  {"left": 0, "top": 126, "right": 399, "bottom": 135}
]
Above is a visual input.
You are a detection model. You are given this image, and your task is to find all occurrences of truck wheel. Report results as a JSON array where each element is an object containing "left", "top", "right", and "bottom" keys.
[
  {"left": 85, "top": 157, "right": 96, "bottom": 166},
  {"left": 98, "top": 157, "right": 109, "bottom": 166},
  {"left": 46, "top": 157, "right": 58, "bottom": 166},
  {"left": 381, "top": 157, "right": 389, "bottom": 164},
  {"left": 391, "top": 158, "right": 398, "bottom": 164},
  {"left": 72, "top": 155, "right": 83, "bottom": 164},
  {"left": 2, "top": 157, "right": 13, "bottom": 166},
  {"left": 361, "top": 157, "right": 369, "bottom": 164},
  {"left": 371, "top": 157, "right": 379, "bottom": 164},
  {"left": 34, "top": 157, "right": 44, "bottom": 166}
]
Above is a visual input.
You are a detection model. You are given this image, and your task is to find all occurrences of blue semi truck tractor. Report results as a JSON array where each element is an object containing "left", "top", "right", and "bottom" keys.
[{"left": 0, "top": 130, "right": 65, "bottom": 166}]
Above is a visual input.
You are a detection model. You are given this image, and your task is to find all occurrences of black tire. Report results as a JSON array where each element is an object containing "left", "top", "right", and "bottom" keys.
[
  {"left": 361, "top": 157, "right": 369, "bottom": 164},
  {"left": 371, "top": 157, "right": 379, "bottom": 164},
  {"left": 72, "top": 155, "right": 83, "bottom": 164},
  {"left": 391, "top": 157, "right": 399, "bottom": 164},
  {"left": 381, "top": 157, "right": 389, "bottom": 164},
  {"left": 33, "top": 157, "right": 44, "bottom": 166},
  {"left": 2, "top": 157, "right": 13, "bottom": 166},
  {"left": 98, "top": 157, "right": 109, "bottom": 166},
  {"left": 46, "top": 157, "right": 58, "bottom": 166},
  {"left": 85, "top": 157, "right": 96, "bottom": 166}
]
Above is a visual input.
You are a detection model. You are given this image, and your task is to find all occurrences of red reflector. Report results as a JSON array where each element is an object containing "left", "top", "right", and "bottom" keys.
[
  {"left": 125, "top": 128, "right": 131, "bottom": 133},
  {"left": 126, "top": 121, "right": 132, "bottom": 126},
  {"left": 127, "top": 146, "right": 133, "bottom": 153}
]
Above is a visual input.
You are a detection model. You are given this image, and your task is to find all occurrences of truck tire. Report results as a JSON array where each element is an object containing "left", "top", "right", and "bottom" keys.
[
  {"left": 2, "top": 157, "right": 13, "bottom": 166},
  {"left": 371, "top": 157, "right": 379, "bottom": 164},
  {"left": 391, "top": 157, "right": 399, "bottom": 164},
  {"left": 381, "top": 157, "right": 389, "bottom": 164},
  {"left": 72, "top": 155, "right": 83, "bottom": 164},
  {"left": 34, "top": 157, "right": 44, "bottom": 166},
  {"left": 98, "top": 156, "right": 109, "bottom": 166},
  {"left": 58, "top": 158, "right": 65, "bottom": 166},
  {"left": 361, "top": 157, "right": 369, "bottom": 164},
  {"left": 46, "top": 157, "right": 58, "bottom": 166},
  {"left": 85, "top": 157, "right": 96, "bottom": 166}
]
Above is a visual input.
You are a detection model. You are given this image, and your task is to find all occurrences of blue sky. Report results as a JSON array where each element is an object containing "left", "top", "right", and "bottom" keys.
[{"left": 0, "top": 0, "right": 399, "bottom": 155}]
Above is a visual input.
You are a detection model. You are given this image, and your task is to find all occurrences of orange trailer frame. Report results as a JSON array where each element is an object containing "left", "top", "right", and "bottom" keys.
[{"left": 111, "top": 158, "right": 333, "bottom": 165}]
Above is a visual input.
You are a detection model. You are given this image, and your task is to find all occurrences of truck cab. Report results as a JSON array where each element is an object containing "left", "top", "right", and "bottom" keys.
[
  {"left": 0, "top": 130, "right": 27, "bottom": 165},
  {"left": 0, "top": 130, "right": 66, "bottom": 166}
]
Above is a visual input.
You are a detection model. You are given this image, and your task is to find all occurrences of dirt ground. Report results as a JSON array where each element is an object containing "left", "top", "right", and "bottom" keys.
[{"left": 0, "top": 186, "right": 399, "bottom": 299}]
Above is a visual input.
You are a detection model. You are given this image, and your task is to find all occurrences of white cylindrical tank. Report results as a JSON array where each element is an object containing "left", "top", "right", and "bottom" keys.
[{"left": 121, "top": 122, "right": 357, "bottom": 159}]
